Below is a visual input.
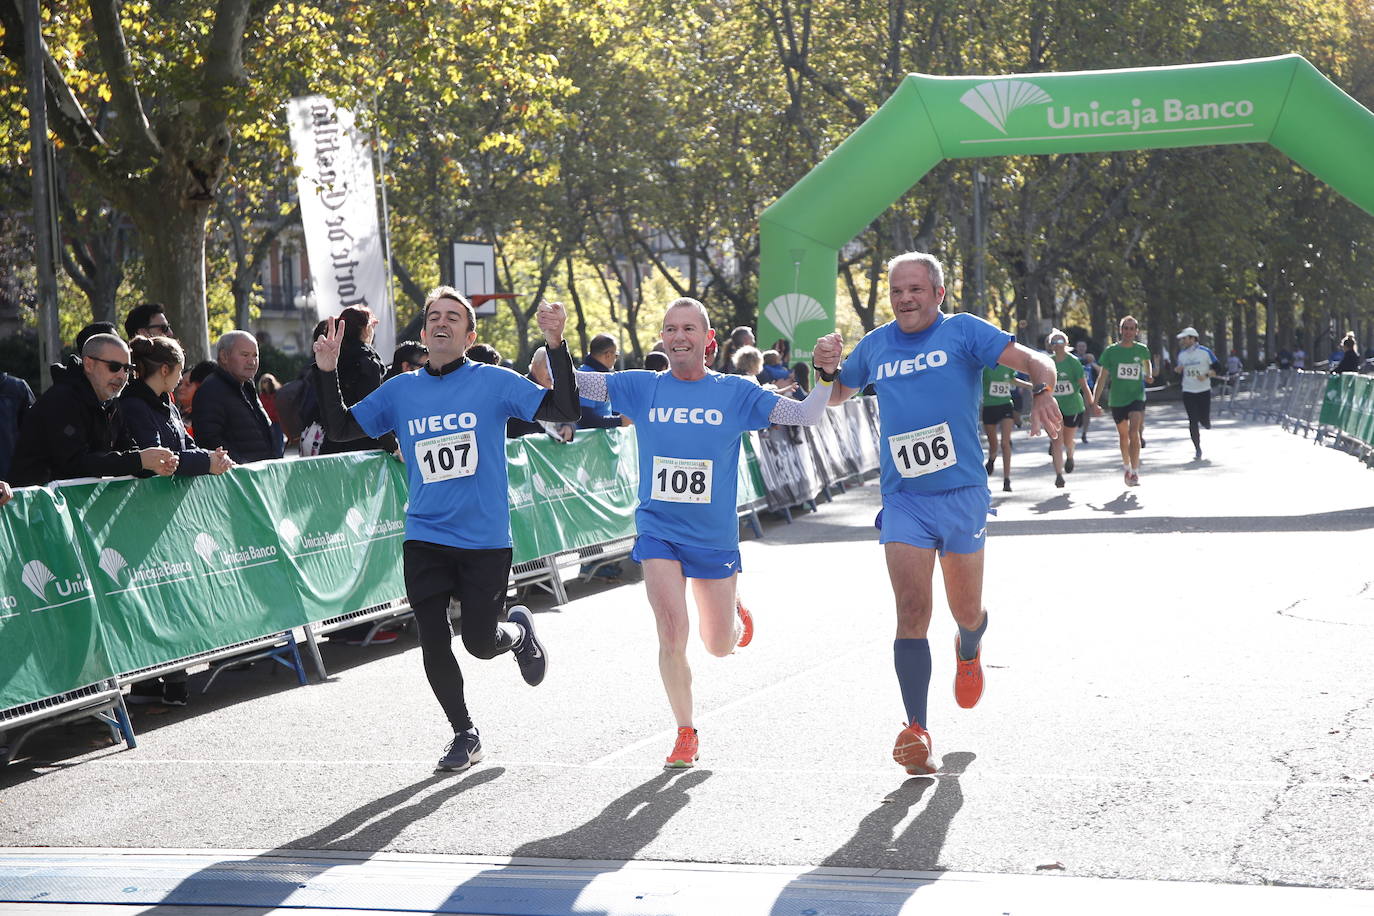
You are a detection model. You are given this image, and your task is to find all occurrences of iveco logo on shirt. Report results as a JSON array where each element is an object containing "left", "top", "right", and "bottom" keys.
[
  {"left": 407, "top": 412, "right": 478, "bottom": 436},
  {"left": 648, "top": 407, "right": 724, "bottom": 425},
  {"left": 875, "top": 350, "right": 949, "bottom": 380}
]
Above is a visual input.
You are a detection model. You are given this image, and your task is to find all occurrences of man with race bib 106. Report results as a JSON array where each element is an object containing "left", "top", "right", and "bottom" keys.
[
  {"left": 314, "top": 287, "right": 579, "bottom": 774},
  {"left": 572, "top": 297, "right": 843, "bottom": 768},
  {"left": 1092, "top": 316, "right": 1153, "bottom": 487},
  {"left": 827, "top": 252, "right": 1062, "bottom": 776}
]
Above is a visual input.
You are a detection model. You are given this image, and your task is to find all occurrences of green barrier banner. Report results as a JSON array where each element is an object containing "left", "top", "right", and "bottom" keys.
[
  {"left": 60, "top": 472, "right": 306, "bottom": 676},
  {"left": 1319, "top": 376, "right": 1345, "bottom": 426},
  {"left": 759, "top": 55, "right": 1374, "bottom": 359},
  {"left": 0, "top": 487, "right": 111, "bottom": 710},
  {"left": 246, "top": 453, "right": 409, "bottom": 622},
  {"left": 518, "top": 428, "right": 639, "bottom": 562},
  {"left": 1349, "top": 376, "right": 1374, "bottom": 447}
]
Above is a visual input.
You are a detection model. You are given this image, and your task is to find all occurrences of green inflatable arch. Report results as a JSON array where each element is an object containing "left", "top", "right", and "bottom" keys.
[{"left": 758, "top": 54, "right": 1374, "bottom": 360}]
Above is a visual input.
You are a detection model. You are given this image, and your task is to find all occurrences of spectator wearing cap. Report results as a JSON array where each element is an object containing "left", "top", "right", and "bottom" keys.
[
  {"left": 124, "top": 302, "right": 174, "bottom": 341},
  {"left": 9, "top": 334, "right": 178, "bottom": 486},
  {"left": 192, "top": 331, "right": 283, "bottom": 463}
]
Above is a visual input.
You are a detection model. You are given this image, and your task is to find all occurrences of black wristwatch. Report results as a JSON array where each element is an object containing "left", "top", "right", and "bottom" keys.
[
  {"left": 1032, "top": 381, "right": 1050, "bottom": 396},
  {"left": 814, "top": 364, "right": 839, "bottom": 383}
]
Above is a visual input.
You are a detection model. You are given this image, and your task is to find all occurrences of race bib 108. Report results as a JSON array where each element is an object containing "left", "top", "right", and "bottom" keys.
[
  {"left": 416, "top": 431, "right": 477, "bottom": 483},
  {"left": 888, "top": 422, "right": 956, "bottom": 479},
  {"left": 651, "top": 456, "right": 713, "bottom": 504}
]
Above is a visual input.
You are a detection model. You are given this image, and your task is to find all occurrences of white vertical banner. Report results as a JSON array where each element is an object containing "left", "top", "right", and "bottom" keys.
[{"left": 286, "top": 95, "right": 394, "bottom": 361}]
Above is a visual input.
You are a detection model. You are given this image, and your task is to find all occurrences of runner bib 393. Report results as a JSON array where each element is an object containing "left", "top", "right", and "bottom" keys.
[{"left": 1116, "top": 363, "right": 1142, "bottom": 380}]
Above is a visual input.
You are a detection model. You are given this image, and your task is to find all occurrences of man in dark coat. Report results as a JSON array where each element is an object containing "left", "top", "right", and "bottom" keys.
[
  {"left": 9, "top": 334, "right": 177, "bottom": 486},
  {"left": 192, "top": 331, "right": 284, "bottom": 464}
]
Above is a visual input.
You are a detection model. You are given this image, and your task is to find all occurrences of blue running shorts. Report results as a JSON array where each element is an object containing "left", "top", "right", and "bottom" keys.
[
  {"left": 875, "top": 485, "right": 993, "bottom": 556},
  {"left": 632, "top": 534, "right": 742, "bottom": 579}
]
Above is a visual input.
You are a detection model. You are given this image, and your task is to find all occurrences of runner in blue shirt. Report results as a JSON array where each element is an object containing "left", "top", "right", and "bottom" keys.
[
  {"left": 828, "top": 252, "right": 1062, "bottom": 776},
  {"left": 314, "top": 287, "right": 579, "bottom": 774},
  {"left": 574, "top": 297, "right": 843, "bottom": 768}
]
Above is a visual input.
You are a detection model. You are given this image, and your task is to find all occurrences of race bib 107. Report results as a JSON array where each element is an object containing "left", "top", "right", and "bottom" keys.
[{"left": 415, "top": 431, "right": 477, "bottom": 483}]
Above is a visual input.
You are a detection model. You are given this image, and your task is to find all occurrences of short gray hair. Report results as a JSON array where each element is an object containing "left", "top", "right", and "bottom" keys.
[
  {"left": 81, "top": 334, "right": 129, "bottom": 358},
  {"left": 215, "top": 330, "right": 257, "bottom": 358},
  {"left": 663, "top": 297, "right": 711, "bottom": 329},
  {"left": 886, "top": 252, "right": 945, "bottom": 290}
]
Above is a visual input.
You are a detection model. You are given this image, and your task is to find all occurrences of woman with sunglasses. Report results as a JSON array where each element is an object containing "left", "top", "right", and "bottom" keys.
[{"left": 120, "top": 336, "right": 234, "bottom": 478}]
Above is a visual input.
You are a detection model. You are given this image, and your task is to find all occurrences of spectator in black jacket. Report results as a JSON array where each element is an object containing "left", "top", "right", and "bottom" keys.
[
  {"left": 0, "top": 370, "right": 35, "bottom": 479},
  {"left": 576, "top": 333, "right": 629, "bottom": 431},
  {"left": 8, "top": 334, "right": 177, "bottom": 486},
  {"left": 311, "top": 306, "right": 397, "bottom": 455},
  {"left": 193, "top": 331, "right": 283, "bottom": 464},
  {"left": 120, "top": 336, "right": 234, "bottom": 478}
]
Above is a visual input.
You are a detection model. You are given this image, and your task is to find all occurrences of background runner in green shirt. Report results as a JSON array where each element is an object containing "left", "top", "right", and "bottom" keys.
[
  {"left": 1092, "top": 316, "right": 1154, "bottom": 486},
  {"left": 981, "top": 364, "right": 1028, "bottom": 491},
  {"left": 1047, "top": 329, "right": 1101, "bottom": 488}
]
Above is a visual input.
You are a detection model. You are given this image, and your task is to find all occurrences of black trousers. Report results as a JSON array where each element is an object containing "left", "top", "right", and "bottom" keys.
[
  {"left": 403, "top": 540, "right": 518, "bottom": 732},
  {"left": 1182, "top": 391, "right": 1211, "bottom": 445}
]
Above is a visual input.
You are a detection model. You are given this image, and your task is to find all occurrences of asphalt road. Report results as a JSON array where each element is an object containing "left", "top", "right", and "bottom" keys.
[{"left": 2, "top": 401, "right": 1372, "bottom": 911}]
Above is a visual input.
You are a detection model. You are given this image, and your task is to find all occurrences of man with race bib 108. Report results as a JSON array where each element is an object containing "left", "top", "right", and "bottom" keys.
[
  {"left": 572, "top": 297, "right": 843, "bottom": 768},
  {"left": 313, "top": 287, "right": 579, "bottom": 774},
  {"left": 1092, "top": 315, "right": 1153, "bottom": 487},
  {"left": 827, "top": 252, "right": 1062, "bottom": 776}
]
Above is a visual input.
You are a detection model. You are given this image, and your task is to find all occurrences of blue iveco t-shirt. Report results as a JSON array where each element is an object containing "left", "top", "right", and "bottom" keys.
[
  {"left": 350, "top": 362, "right": 546, "bottom": 550},
  {"left": 607, "top": 370, "right": 778, "bottom": 550},
  {"left": 840, "top": 312, "right": 1013, "bottom": 495}
]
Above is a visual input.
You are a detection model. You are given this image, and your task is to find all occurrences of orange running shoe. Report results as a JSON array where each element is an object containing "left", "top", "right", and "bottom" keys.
[
  {"left": 954, "top": 634, "right": 984, "bottom": 709},
  {"left": 893, "top": 722, "right": 935, "bottom": 775},
  {"left": 665, "top": 726, "right": 699, "bottom": 768},
  {"left": 735, "top": 598, "right": 754, "bottom": 648}
]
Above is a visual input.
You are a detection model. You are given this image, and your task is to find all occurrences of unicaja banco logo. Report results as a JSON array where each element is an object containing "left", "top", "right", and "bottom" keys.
[
  {"left": 194, "top": 532, "right": 220, "bottom": 565},
  {"left": 277, "top": 517, "right": 301, "bottom": 547},
  {"left": 98, "top": 548, "right": 129, "bottom": 582},
  {"left": 960, "top": 80, "right": 1052, "bottom": 134},
  {"left": 763, "top": 294, "right": 827, "bottom": 341},
  {"left": 20, "top": 560, "right": 55, "bottom": 600}
]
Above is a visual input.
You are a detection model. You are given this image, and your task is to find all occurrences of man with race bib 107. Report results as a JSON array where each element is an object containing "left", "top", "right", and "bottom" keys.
[
  {"left": 827, "top": 252, "right": 1062, "bottom": 777},
  {"left": 313, "top": 287, "right": 578, "bottom": 774},
  {"left": 572, "top": 297, "right": 843, "bottom": 768}
]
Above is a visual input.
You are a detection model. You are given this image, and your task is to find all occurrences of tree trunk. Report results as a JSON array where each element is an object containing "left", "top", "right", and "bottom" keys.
[
  {"left": 1231, "top": 307, "right": 1244, "bottom": 366},
  {"left": 135, "top": 198, "right": 211, "bottom": 363},
  {"left": 1245, "top": 300, "right": 1261, "bottom": 368}
]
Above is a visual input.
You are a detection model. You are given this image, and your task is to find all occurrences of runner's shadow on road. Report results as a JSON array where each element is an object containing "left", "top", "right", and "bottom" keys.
[
  {"left": 1091, "top": 492, "right": 1142, "bottom": 514},
  {"left": 434, "top": 769, "right": 712, "bottom": 914},
  {"left": 768, "top": 752, "right": 975, "bottom": 915},
  {"left": 1030, "top": 494, "right": 1074, "bottom": 514},
  {"left": 148, "top": 766, "right": 504, "bottom": 913}
]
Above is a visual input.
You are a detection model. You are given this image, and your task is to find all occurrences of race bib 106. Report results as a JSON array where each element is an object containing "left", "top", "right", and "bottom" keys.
[
  {"left": 415, "top": 431, "right": 477, "bottom": 483},
  {"left": 1053, "top": 379, "right": 1075, "bottom": 396},
  {"left": 988, "top": 381, "right": 1012, "bottom": 398},
  {"left": 1116, "top": 363, "right": 1142, "bottom": 380},
  {"left": 888, "top": 422, "right": 956, "bottom": 479},
  {"left": 651, "top": 456, "right": 713, "bottom": 504}
]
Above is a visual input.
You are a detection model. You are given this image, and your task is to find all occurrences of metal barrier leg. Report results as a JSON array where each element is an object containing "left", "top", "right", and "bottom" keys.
[
  {"left": 547, "top": 557, "right": 569, "bottom": 604},
  {"left": 302, "top": 625, "right": 330, "bottom": 681},
  {"left": 744, "top": 509, "right": 763, "bottom": 540},
  {"left": 98, "top": 681, "right": 137, "bottom": 751}
]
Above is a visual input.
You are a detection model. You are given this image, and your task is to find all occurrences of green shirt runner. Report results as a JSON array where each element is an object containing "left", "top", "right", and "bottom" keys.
[
  {"left": 1097, "top": 342, "right": 1151, "bottom": 407},
  {"left": 981, "top": 365, "right": 1017, "bottom": 406},
  {"left": 1052, "top": 353, "right": 1086, "bottom": 415}
]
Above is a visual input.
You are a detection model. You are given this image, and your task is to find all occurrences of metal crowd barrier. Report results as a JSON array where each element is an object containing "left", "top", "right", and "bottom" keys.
[
  {"left": 2, "top": 399, "right": 885, "bottom": 765},
  {"left": 1224, "top": 367, "right": 1374, "bottom": 468}
]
